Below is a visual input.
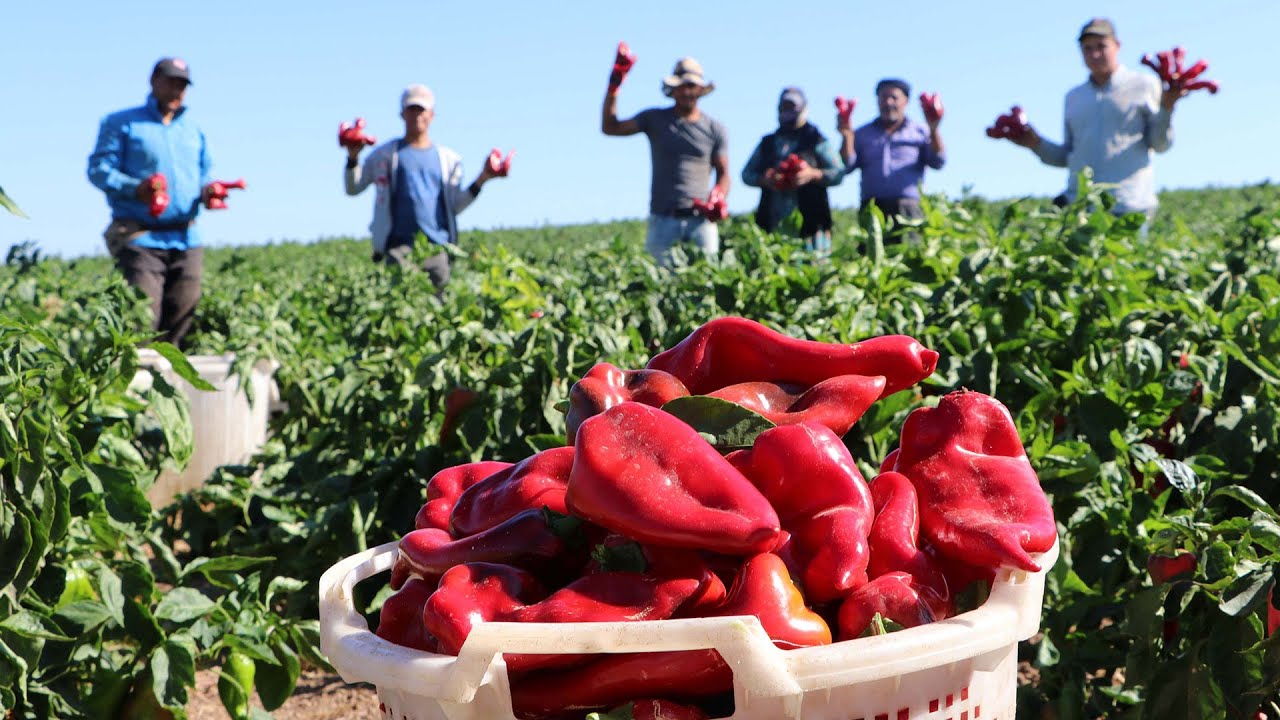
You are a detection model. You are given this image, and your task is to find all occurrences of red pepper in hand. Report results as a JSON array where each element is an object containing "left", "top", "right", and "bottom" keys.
[
  {"left": 450, "top": 446, "right": 574, "bottom": 537},
  {"left": 566, "top": 401, "right": 783, "bottom": 555},
  {"left": 486, "top": 149, "right": 515, "bottom": 177},
  {"left": 1141, "top": 45, "right": 1220, "bottom": 95},
  {"left": 707, "top": 374, "right": 886, "bottom": 438},
  {"left": 204, "top": 178, "right": 245, "bottom": 210},
  {"left": 728, "top": 423, "right": 875, "bottom": 603},
  {"left": 919, "top": 92, "right": 944, "bottom": 124},
  {"left": 374, "top": 577, "right": 439, "bottom": 653},
  {"left": 836, "top": 571, "right": 939, "bottom": 640},
  {"left": 565, "top": 362, "right": 690, "bottom": 444},
  {"left": 646, "top": 316, "right": 938, "bottom": 399},
  {"left": 608, "top": 42, "right": 637, "bottom": 93},
  {"left": 416, "top": 460, "right": 513, "bottom": 532},
  {"left": 894, "top": 390, "right": 1057, "bottom": 572},
  {"left": 143, "top": 173, "right": 169, "bottom": 217},
  {"left": 866, "top": 471, "right": 952, "bottom": 619},
  {"left": 397, "top": 507, "right": 584, "bottom": 581},
  {"left": 772, "top": 153, "right": 810, "bottom": 191},
  {"left": 338, "top": 117, "right": 377, "bottom": 148},
  {"left": 690, "top": 187, "right": 728, "bottom": 222},
  {"left": 588, "top": 700, "right": 709, "bottom": 720},
  {"left": 834, "top": 95, "right": 857, "bottom": 127},
  {"left": 986, "top": 105, "right": 1030, "bottom": 140},
  {"left": 712, "top": 553, "right": 831, "bottom": 649},
  {"left": 1147, "top": 551, "right": 1196, "bottom": 584}
]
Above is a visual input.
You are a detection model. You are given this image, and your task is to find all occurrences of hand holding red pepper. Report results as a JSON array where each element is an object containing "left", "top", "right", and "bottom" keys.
[
  {"left": 138, "top": 173, "right": 169, "bottom": 217},
  {"left": 608, "top": 41, "right": 637, "bottom": 95},
  {"left": 338, "top": 117, "right": 377, "bottom": 149},
  {"left": 1141, "top": 45, "right": 1220, "bottom": 104},
  {"left": 986, "top": 105, "right": 1032, "bottom": 143},
  {"left": 771, "top": 153, "right": 810, "bottom": 191},
  {"left": 203, "top": 178, "right": 245, "bottom": 210},
  {"left": 485, "top": 149, "right": 515, "bottom": 178},
  {"left": 834, "top": 96, "right": 856, "bottom": 130},
  {"left": 690, "top": 187, "right": 728, "bottom": 222},
  {"left": 919, "top": 92, "right": 944, "bottom": 126}
]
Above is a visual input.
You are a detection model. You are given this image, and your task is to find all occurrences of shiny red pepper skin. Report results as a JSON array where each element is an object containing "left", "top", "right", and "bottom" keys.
[
  {"left": 646, "top": 317, "right": 938, "bottom": 399},
  {"left": 338, "top": 117, "right": 377, "bottom": 148},
  {"left": 894, "top": 390, "right": 1057, "bottom": 572},
  {"left": 145, "top": 173, "right": 169, "bottom": 217},
  {"left": 1147, "top": 551, "right": 1196, "bottom": 584},
  {"left": 565, "top": 362, "right": 690, "bottom": 443},
  {"left": 866, "top": 471, "right": 953, "bottom": 619},
  {"left": 397, "top": 507, "right": 583, "bottom": 581},
  {"left": 416, "top": 461, "right": 513, "bottom": 532},
  {"left": 727, "top": 423, "right": 875, "bottom": 603},
  {"left": 587, "top": 536, "right": 727, "bottom": 618},
  {"left": 422, "top": 562, "right": 546, "bottom": 658},
  {"left": 837, "top": 571, "right": 939, "bottom": 640},
  {"left": 588, "top": 699, "right": 710, "bottom": 720},
  {"left": 510, "top": 649, "right": 731, "bottom": 719},
  {"left": 986, "top": 106, "right": 1030, "bottom": 140},
  {"left": 708, "top": 374, "right": 885, "bottom": 438},
  {"left": 374, "top": 577, "right": 439, "bottom": 653},
  {"left": 712, "top": 553, "right": 831, "bottom": 649},
  {"left": 567, "top": 402, "right": 783, "bottom": 555},
  {"left": 450, "top": 447, "right": 574, "bottom": 537},
  {"left": 919, "top": 92, "right": 944, "bottom": 124}
]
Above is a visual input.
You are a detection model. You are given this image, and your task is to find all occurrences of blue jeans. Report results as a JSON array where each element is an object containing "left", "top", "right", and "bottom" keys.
[{"left": 645, "top": 214, "right": 719, "bottom": 267}]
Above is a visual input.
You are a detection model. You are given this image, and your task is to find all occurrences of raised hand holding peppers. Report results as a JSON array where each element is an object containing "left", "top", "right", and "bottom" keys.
[
  {"left": 607, "top": 41, "right": 637, "bottom": 94},
  {"left": 986, "top": 105, "right": 1031, "bottom": 141},
  {"left": 1141, "top": 45, "right": 1219, "bottom": 97},
  {"left": 338, "top": 117, "right": 377, "bottom": 149},
  {"left": 834, "top": 95, "right": 856, "bottom": 129},
  {"left": 919, "top": 92, "right": 944, "bottom": 126},
  {"left": 486, "top": 149, "right": 515, "bottom": 177},
  {"left": 204, "top": 178, "right": 245, "bottom": 210}
]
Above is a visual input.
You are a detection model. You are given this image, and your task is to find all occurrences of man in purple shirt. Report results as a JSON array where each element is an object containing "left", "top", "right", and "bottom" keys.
[{"left": 837, "top": 78, "right": 945, "bottom": 241}]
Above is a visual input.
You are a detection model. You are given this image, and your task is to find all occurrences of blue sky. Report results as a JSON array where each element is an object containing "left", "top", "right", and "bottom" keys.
[{"left": 2, "top": 2, "right": 1275, "bottom": 259}]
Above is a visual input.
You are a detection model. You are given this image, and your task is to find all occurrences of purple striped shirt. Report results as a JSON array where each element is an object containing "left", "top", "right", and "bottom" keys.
[{"left": 846, "top": 117, "right": 944, "bottom": 204}]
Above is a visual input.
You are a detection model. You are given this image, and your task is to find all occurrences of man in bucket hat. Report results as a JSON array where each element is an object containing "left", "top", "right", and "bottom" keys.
[{"left": 602, "top": 48, "right": 730, "bottom": 267}]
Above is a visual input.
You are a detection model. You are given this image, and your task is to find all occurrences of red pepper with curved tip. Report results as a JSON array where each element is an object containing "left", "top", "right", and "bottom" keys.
[
  {"left": 866, "top": 471, "right": 952, "bottom": 619},
  {"left": 608, "top": 42, "right": 637, "bottom": 94},
  {"left": 338, "top": 117, "right": 377, "bottom": 148},
  {"left": 727, "top": 423, "right": 875, "bottom": 603},
  {"left": 565, "top": 362, "right": 690, "bottom": 443},
  {"left": 588, "top": 700, "right": 709, "bottom": 720},
  {"left": 1147, "top": 551, "right": 1196, "bottom": 584},
  {"left": 690, "top": 186, "right": 728, "bottom": 222},
  {"left": 834, "top": 95, "right": 857, "bottom": 126},
  {"left": 879, "top": 448, "right": 900, "bottom": 474},
  {"left": 646, "top": 316, "right": 938, "bottom": 399},
  {"left": 894, "top": 390, "right": 1057, "bottom": 572},
  {"left": 450, "top": 446, "right": 574, "bottom": 537},
  {"left": 707, "top": 374, "right": 885, "bottom": 438},
  {"left": 588, "top": 537, "right": 727, "bottom": 618},
  {"left": 836, "top": 571, "right": 939, "bottom": 640},
  {"left": 416, "top": 460, "right": 513, "bottom": 532},
  {"left": 204, "top": 178, "right": 245, "bottom": 210},
  {"left": 919, "top": 92, "right": 944, "bottom": 124},
  {"left": 511, "top": 649, "right": 731, "bottom": 719},
  {"left": 566, "top": 401, "right": 783, "bottom": 556},
  {"left": 486, "top": 149, "right": 515, "bottom": 177},
  {"left": 375, "top": 577, "right": 439, "bottom": 653},
  {"left": 422, "top": 562, "right": 546, "bottom": 658},
  {"left": 144, "top": 173, "right": 169, "bottom": 217},
  {"left": 713, "top": 553, "right": 831, "bottom": 649},
  {"left": 397, "top": 507, "right": 585, "bottom": 581}
]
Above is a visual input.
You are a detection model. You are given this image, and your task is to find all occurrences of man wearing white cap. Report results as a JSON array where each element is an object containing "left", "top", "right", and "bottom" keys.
[
  {"left": 343, "top": 84, "right": 505, "bottom": 288},
  {"left": 602, "top": 50, "right": 730, "bottom": 266}
]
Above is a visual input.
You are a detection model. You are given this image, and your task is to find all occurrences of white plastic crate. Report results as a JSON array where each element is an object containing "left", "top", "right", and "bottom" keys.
[
  {"left": 133, "top": 350, "right": 279, "bottom": 506},
  {"left": 320, "top": 538, "right": 1059, "bottom": 720}
]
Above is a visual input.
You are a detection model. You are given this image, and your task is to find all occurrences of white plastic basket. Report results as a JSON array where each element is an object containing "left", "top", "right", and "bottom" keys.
[
  {"left": 320, "top": 538, "right": 1058, "bottom": 720},
  {"left": 132, "top": 350, "right": 281, "bottom": 506}
]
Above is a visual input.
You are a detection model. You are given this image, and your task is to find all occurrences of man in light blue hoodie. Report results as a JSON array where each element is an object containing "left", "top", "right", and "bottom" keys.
[{"left": 89, "top": 57, "right": 214, "bottom": 348}]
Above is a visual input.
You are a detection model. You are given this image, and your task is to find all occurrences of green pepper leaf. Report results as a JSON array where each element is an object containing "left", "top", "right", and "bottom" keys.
[{"left": 660, "top": 396, "right": 776, "bottom": 449}]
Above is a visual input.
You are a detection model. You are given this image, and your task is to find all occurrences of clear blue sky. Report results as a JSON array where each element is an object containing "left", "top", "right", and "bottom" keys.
[{"left": 2, "top": 2, "right": 1275, "bottom": 259}]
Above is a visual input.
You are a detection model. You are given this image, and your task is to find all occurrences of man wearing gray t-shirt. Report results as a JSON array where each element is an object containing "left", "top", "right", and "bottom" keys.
[{"left": 602, "top": 49, "right": 730, "bottom": 266}]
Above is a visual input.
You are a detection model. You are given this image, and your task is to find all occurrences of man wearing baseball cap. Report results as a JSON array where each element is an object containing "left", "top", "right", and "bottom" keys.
[
  {"left": 601, "top": 49, "right": 730, "bottom": 267},
  {"left": 1000, "top": 18, "right": 1189, "bottom": 223},
  {"left": 343, "top": 84, "right": 508, "bottom": 288},
  {"left": 88, "top": 56, "right": 216, "bottom": 348}
]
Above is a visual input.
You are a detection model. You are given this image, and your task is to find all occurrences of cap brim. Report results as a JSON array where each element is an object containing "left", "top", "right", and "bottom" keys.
[{"left": 661, "top": 77, "right": 714, "bottom": 97}]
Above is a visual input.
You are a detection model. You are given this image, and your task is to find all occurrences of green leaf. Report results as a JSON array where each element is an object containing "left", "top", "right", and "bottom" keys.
[
  {"left": 151, "top": 639, "right": 197, "bottom": 710},
  {"left": 54, "top": 601, "right": 115, "bottom": 630},
  {"left": 149, "top": 343, "right": 217, "bottom": 392},
  {"left": 0, "top": 185, "right": 27, "bottom": 218},
  {"left": 1220, "top": 568, "right": 1273, "bottom": 617},
  {"left": 255, "top": 641, "right": 300, "bottom": 711},
  {"left": 1210, "top": 485, "right": 1280, "bottom": 520},
  {"left": 97, "top": 567, "right": 127, "bottom": 628},
  {"left": 153, "top": 588, "right": 216, "bottom": 623},
  {"left": 182, "top": 555, "right": 274, "bottom": 581},
  {"left": 659, "top": 395, "right": 776, "bottom": 449},
  {"left": 0, "top": 612, "right": 73, "bottom": 642}
]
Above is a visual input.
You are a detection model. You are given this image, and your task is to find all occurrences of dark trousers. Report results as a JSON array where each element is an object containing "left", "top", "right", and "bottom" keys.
[
  {"left": 384, "top": 245, "right": 451, "bottom": 289},
  {"left": 116, "top": 246, "right": 203, "bottom": 348}
]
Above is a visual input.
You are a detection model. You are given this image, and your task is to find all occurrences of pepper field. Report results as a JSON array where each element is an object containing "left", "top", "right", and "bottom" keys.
[{"left": 2, "top": 179, "right": 1279, "bottom": 719}]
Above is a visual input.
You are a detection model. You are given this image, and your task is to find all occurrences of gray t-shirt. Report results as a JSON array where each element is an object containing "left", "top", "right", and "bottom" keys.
[{"left": 634, "top": 106, "right": 728, "bottom": 216}]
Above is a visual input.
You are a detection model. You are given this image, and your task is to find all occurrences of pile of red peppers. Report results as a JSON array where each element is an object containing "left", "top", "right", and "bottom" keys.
[
  {"left": 375, "top": 317, "right": 1057, "bottom": 719},
  {"left": 690, "top": 187, "right": 728, "bottom": 222}
]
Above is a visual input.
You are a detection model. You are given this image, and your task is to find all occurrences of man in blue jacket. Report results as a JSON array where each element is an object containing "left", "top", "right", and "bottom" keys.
[{"left": 88, "top": 57, "right": 214, "bottom": 348}]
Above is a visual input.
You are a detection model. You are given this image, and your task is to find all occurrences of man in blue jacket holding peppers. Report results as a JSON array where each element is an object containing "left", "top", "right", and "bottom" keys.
[{"left": 88, "top": 57, "right": 214, "bottom": 349}]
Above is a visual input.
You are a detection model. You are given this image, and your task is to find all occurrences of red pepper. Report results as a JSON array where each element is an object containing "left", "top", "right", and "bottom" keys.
[
  {"left": 834, "top": 95, "right": 856, "bottom": 126},
  {"left": 645, "top": 317, "right": 938, "bottom": 399},
  {"left": 567, "top": 402, "right": 783, "bottom": 555},
  {"left": 712, "top": 553, "right": 831, "bottom": 649},
  {"left": 772, "top": 153, "right": 809, "bottom": 191},
  {"left": 690, "top": 187, "right": 728, "bottom": 222},
  {"left": 439, "top": 386, "right": 480, "bottom": 447},
  {"left": 338, "top": 117, "right": 377, "bottom": 148},
  {"left": 397, "top": 507, "right": 584, "bottom": 581},
  {"left": 449, "top": 446, "right": 575, "bottom": 537},
  {"left": 608, "top": 41, "right": 637, "bottom": 93},
  {"left": 726, "top": 423, "right": 875, "bottom": 603},
  {"left": 486, "top": 149, "right": 515, "bottom": 177},
  {"left": 707, "top": 374, "right": 885, "bottom": 438},
  {"left": 919, "top": 92, "right": 944, "bottom": 124},
  {"left": 204, "top": 178, "right": 246, "bottom": 210},
  {"left": 374, "top": 577, "right": 439, "bottom": 653},
  {"left": 426, "top": 564, "right": 701, "bottom": 674},
  {"left": 415, "top": 460, "right": 513, "bottom": 532},
  {"left": 894, "top": 390, "right": 1057, "bottom": 572},
  {"left": 1142, "top": 46, "right": 1219, "bottom": 95},
  {"left": 587, "top": 699, "right": 709, "bottom": 720},
  {"left": 144, "top": 173, "right": 169, "bottom": 217},
  {"left": 1147, "top": 551, "right": 1196, "bottom": 584},
  {"left": 985, "top": 105, "right": 1030, "bottom": 140},
  {"left": 588, "top": 536, "right": 727, "bottom": 618},
  {"left": 510, "top": 649, "right": 731, "bottom": 719},
  {"left": 565, "top": 362, "right": 690, "bottom": 444},
  {"left": 836, "top": 571, "right": 939, "bottom": 640},
  {"left": 866, "top": 471, "right": 953, "bottom": 619},
  {"left": 878, "top": 448, "right": 899, "bottom": 474}
]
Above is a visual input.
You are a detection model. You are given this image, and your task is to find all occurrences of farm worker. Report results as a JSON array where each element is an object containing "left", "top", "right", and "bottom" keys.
[
  {"left": 343, "top": 84, "right": 504, "bottom": 288},
  {"left": 837, "top": 77, "right": 946, "bottom": 244},
  {"left": 88, "top": 57, "right": 214, "bottom": 349},
  {"left": 602, "top": 51, "right": 731, "bottom": 267},
  {"left": 741, "top": 86, "right": 845, "bottom": 254},
  {"left": 1001, "top": 18, "right": 1179, "bottom": 224}
]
